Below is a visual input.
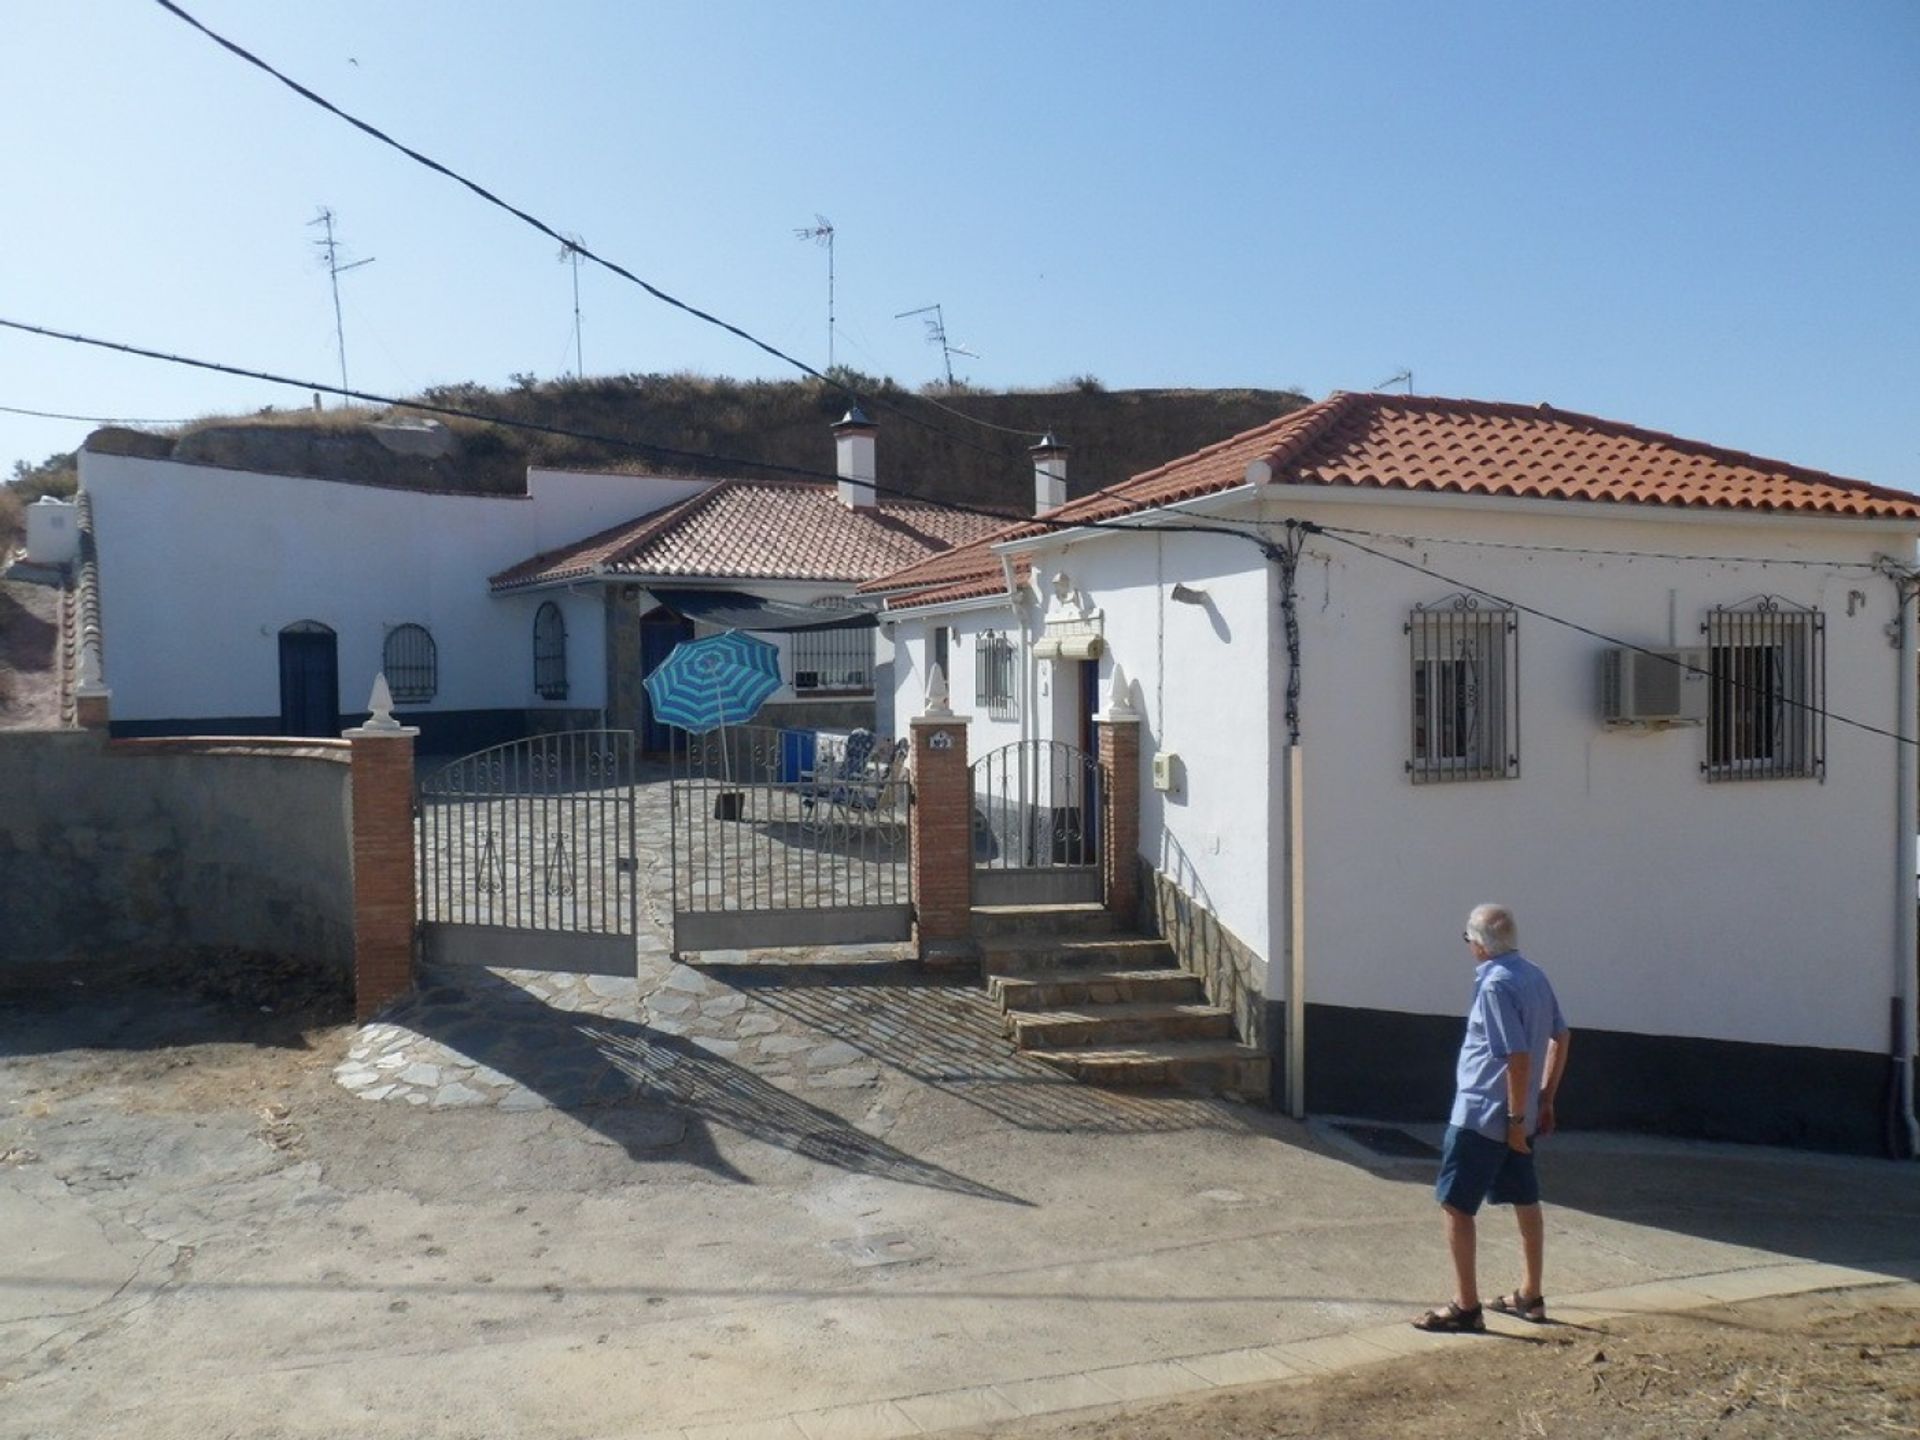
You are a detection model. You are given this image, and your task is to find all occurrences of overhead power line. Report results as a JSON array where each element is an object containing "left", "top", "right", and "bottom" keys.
[
  {"left": 1314, "top": 527, "right": 1918, "bottom": 750},
  {"left": 5, "top": 315, "right": 1909, "bottom": 748},
  {"left": 150, "top": 0, "right": 1045, "bottom": 456},
  {"left": 0, "top": 403, "right": 190, "bottom": 426},
  {"left": 1292, "top": 519, "right": 1889, "bottom": 574},
  {"left": 0, "top": 315, "right": 1278, "bottom": 554}
]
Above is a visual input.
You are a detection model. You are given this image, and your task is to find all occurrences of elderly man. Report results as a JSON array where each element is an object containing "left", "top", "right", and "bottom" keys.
[{"left": 1415, "top": 904, "right": 1572, "bottom": 1333}]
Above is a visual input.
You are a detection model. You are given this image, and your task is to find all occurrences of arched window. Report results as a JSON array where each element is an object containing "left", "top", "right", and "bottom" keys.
[
  {"left": 382, "top": 623, "right": 437, "bottom": 704},
  {"left": 534, "top": 602, "right": 568, "bottom": 699}
]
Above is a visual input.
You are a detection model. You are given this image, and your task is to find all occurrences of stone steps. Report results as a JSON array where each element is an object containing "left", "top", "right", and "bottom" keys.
[
  {"left": 977, "top": 903, "right": 1268, "bottom": 1103},
  {"left": 1021, "top": 1039, "right": 1270, "bottom": 1099},
  {"left": 978, "top": 934, "right": 1177, "bottom": 977},
  {"left": 988, "top": 967, "right": 1206, "bottom": 1010},
  {"left": 971, "top": 902, "right": 1119, "bottom": 941},
  {"left": 1006, "top": 1001, "right": 1235, "bottom": 1049}
]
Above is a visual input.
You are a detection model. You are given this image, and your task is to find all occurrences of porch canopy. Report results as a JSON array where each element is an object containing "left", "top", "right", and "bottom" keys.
[{"left": 653, "top": 588, "right": 876, "bottom": 633}]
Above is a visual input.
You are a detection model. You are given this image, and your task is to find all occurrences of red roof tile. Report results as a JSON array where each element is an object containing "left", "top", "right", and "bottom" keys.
[
  {"left": 869, "top": 394, "right": 1920, "bottom": 610},
  {"left": 492, "top": 479, "right": 1006, "bottom": 591}
]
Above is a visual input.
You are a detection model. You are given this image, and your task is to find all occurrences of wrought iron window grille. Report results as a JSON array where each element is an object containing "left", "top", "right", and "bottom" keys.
[
  {"left": 1406, "top": 595, "right": 1519, "bottom": 784},
  {"left": 533, "top": 602, "right": 569, "bottom": 700},
  {"left": 1702, "top": 597, "right": 1824, "bottom": 782},
  {"left": 975, "top": 630, "right": 1017, "bottom": 721},
  {"left": 382, "top": 622, "right": 437, "bottom": 704}
]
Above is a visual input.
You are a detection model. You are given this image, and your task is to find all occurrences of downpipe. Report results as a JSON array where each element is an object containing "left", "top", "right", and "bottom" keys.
[{"left": 1888, "top": 558, "right": 1919, "bottom": 1160}]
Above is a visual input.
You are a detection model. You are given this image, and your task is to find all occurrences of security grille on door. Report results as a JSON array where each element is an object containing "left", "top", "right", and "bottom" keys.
[
  {"left": 1703, "top": 599, "right": 1824, "bottom": 781},
  {"left": 1406, "top": 596, "right": 1519, "bottom": 783}
]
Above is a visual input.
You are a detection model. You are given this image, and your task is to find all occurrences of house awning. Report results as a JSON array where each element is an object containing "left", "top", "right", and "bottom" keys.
[{"left": 654, "top": 589, "right": 877, "bottom": 633}]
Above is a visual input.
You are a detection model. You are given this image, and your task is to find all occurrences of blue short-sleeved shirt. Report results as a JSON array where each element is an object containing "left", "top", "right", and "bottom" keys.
[{"left": 1450, "top": 950, "right": 1566, "bottom": 1142}]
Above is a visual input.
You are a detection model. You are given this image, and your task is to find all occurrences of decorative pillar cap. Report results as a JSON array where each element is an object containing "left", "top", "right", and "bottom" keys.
[
  {"left": 343, "top": 673, "right": 420, "bottom": 738},
  {"left": 922, "top": 661, "right": 953, "bottom": 718},
  {"left": 1104, "top": 661, "right": 1140, "bottom": 721}
]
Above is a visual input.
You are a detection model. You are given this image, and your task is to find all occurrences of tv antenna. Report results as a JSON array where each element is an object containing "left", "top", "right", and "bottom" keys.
[
  {"left": 309, "top": 207, "right": 374, "bottom": 403},
  {"left": 894, "top": 303, "right": 976, "bottom": 387},
  {"left": 793, "top": 215, "right": 835, "bottom": 372},
  {"left": 558, "top": 234, "right": 586, "bottom": 378},
  {"left": 1373, "top": 368, "right": 1414, "bottom": 394}
]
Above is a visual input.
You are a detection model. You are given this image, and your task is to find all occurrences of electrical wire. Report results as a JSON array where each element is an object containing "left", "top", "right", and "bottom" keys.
[
  {"left": 0, "top": 403, "right": 190, "bottom": 426},
  {"left": 909, "top": 388, "right": 1055, "bottom": 439},
  {"left": 149, "top": 0, "right": 1037, "bottom": 463},
  {"left": 1313, "top": 527, "right": 1919, "bottom": 749},
  {"left": 7, "top": 314, "right": 1910, "bottom": 748},
  {"left": 1300, "top": 518, "right": 1890, "bottom": 573}
]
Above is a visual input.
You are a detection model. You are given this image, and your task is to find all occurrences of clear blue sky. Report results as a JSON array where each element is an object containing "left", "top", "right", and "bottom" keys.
[{"left": 4, "top": 1, "right": 1917, "bottom": 490}]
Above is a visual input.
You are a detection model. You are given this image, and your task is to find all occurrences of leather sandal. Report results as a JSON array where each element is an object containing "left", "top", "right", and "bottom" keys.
[
  {"left": 1491, "top": 1291, "right": 1547, "bottom": 1323},
  {"left": 1411, "top": 1301, "right": 1485, "bottom": 1333}
]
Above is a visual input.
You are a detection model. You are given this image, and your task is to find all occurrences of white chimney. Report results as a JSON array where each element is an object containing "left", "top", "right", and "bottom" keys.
[
  {"left": 833, "top": 405, "right": 878, "bottom": 509},
  {"left": 1031, "top": 432, "right": 1069, "bottom": 515}
]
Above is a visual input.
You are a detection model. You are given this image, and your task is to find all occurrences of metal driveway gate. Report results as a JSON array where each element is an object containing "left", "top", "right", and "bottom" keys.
[
  {"left": 668, "top": 726, "right": 912, "bottom": 954},
  {"left": 417, "top": 730, "right": 639, "bottom": 975},
  {"left": 971, "top": 740, "right": 1105, "bottom": 907}
]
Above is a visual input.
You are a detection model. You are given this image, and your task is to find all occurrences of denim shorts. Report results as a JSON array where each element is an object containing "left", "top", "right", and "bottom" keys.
[{"left": 1435, "top": 1123, "right": 1540, "bottom": 1215}]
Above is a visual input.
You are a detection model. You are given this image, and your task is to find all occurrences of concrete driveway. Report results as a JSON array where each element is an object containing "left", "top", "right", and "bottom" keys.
[{"left": 4, "top": 948, "right": 1918, "bottom": 1440}]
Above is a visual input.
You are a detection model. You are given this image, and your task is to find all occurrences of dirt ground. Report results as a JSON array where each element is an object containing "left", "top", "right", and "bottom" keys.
[
  {"left": 0, "top": 576, "right": 61, "bottom": 728},
  {"left": 962, "top": 1287, "right": 1920, "bottom": 1440},
  {"left": 7, "top": 949, "right": 1920, "bottom": 1440}
]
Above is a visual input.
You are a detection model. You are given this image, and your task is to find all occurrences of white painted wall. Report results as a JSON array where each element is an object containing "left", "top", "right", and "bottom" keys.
[
  {"left": 1269, "top": 491, "right": 1911, "bottom": 1056},
  {"left": 891, "top": 490, "right": 1915, "bottom": 1058},
  {"left": 80, "top": 451, "right": 708, "bottom": 724}
]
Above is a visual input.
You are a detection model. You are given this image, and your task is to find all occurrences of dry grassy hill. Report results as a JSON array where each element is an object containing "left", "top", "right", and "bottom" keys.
[{"left": 74, "top": 373, "right": 1312, "bottom": 514}]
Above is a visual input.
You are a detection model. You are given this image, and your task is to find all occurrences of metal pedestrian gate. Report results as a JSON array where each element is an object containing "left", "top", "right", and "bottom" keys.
[
  {"left": 416, "top": 730, "right": 640, "bottom": 976},
  {"left": 971, "top": 740, "right": 1105, "bottom": 906},
  {"left": 667, "top": 725, "right": 912, "bottom": 955}
]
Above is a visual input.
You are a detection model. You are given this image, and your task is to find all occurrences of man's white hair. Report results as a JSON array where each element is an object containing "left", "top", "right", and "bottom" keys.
[{"left": 1466, "top": 904, "right": 1518, "bottom": 956}]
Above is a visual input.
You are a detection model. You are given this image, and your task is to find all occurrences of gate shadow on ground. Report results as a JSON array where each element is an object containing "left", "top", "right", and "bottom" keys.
[
  {"left": 401, "top": 967, "right": 1026, "bottom": 1205},
  {"left": 697, "top": 964, "right": 1274, "bottom": 1138}
]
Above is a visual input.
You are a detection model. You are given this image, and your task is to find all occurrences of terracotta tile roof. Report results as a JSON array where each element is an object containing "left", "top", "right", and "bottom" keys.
[
  {"left": 491, "top": 479, "right": 1007, "bottom": 591},
  {"left": 868, "top": 393, "right": 1920, "bottom": 611}
]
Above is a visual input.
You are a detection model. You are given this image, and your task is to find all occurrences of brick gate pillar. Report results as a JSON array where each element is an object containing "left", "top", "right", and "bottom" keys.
[
  {"left": 345, "top": 677, "right": 420, "bottom": 1022},
  {"left": 1097, "top": 663, "right": 1143, "bottom": 928},
  {"left": 909, "top": 665, "right": 973, "bottom": 965}
]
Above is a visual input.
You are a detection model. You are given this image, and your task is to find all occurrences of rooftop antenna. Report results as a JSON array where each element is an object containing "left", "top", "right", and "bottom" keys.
[
  {"left": 895, "top": 303, "right": 977, "bottom": 387},
  {"left": 309, "top": 207, "right": 374, "bottom": 404},
  {"left": 558, "top": 234, "right": 586, "bottom": 379},
  {"left": 1373, "top": 368, "right": 1413, "bottom": 394},
  {"left": 793, "top": 215, "right": 835, "bottom": 372}
]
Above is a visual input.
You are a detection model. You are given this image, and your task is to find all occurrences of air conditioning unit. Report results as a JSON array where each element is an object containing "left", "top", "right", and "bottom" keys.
[{"left": 1599, "top": 647, "right": 1708, "bottom": 726}]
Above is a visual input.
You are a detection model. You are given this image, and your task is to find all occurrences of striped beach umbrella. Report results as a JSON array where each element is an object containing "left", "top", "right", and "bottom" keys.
[{"left": 642, "top": 631, "right": 782, "bottom": 735}]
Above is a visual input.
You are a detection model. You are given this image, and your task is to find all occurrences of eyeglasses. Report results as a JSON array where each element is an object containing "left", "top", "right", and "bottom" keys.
[{"left": 1462, "top": 930, "right": 1474, "bottom": 944}]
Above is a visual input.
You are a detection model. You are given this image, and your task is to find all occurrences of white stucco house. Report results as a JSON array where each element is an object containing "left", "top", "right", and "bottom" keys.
[
  {"left": 865, "top": 393, "right": 1920, "bottom": 1154},
  {"left": 76, "top": 409, "right": 998, "bottom": 753}
]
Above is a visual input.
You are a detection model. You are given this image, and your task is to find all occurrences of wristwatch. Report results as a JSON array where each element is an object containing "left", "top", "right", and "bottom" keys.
[{"left": 1506, "top": 1116, "right": 1526, "bottom": 1127}]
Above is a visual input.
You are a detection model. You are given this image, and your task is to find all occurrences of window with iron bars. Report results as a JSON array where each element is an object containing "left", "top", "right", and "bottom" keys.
[
  {"left": 791, "top": 628, "right": 873, "bottom": 694},
  {"left": 533, "top": 602, "right": 568, "bottom": 700},
  {"left": 1704, "top": 600, "right": 1823, "bottom": 781},
  {"left": 1407, "top": 598, "right": 1518, "bottom": 783},
  {"left": 381, "top": 623, "right": 437, "bottom": 704},
  {"left": 976, "top": 630, "right": 1017, "bottom": 721}
]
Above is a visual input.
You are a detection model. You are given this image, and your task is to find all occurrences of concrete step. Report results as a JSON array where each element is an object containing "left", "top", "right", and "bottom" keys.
[
  {"left": 976, "top": 934, "right": 1176, "bottom": 976},
  {"left": 970, "top": 903, "right": 1119, "bottom": 941},
  {"left": 988, "top": 968, "right": 1205, "bottom": 1011},
  {"left": 1006, "top": 1002, "right": 1236, "bottom": 1050},
  {"left": 1023, "top": 1039, "right": 1271, "bottom": 1101}
]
